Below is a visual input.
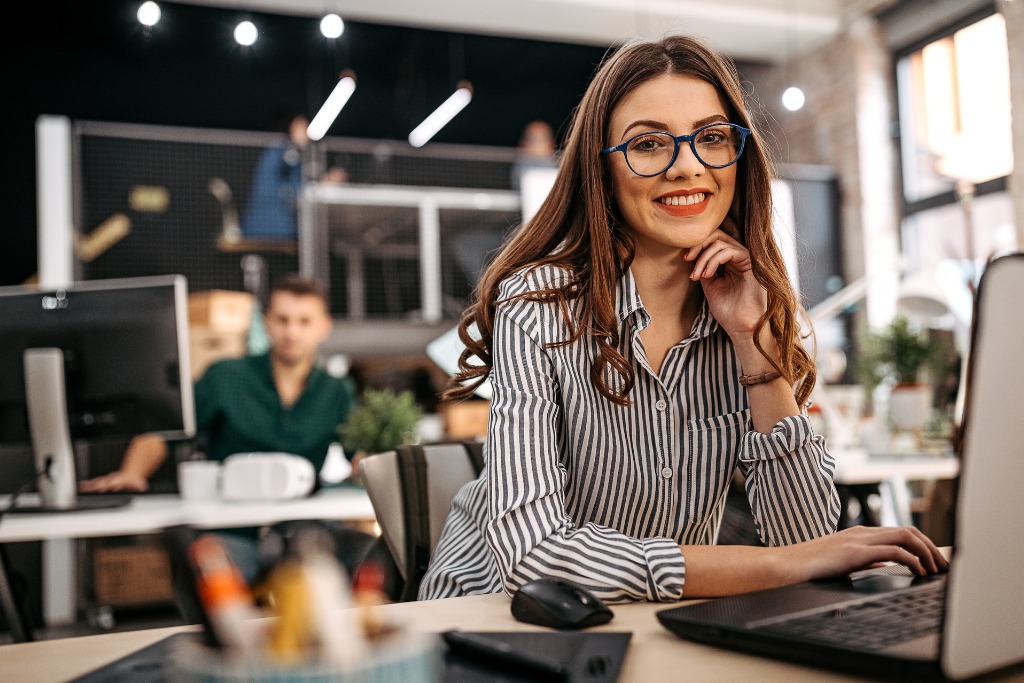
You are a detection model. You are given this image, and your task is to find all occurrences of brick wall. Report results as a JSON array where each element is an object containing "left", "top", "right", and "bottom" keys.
[{"left": 744, "top": 15, "right": 899, "bottom": 328}]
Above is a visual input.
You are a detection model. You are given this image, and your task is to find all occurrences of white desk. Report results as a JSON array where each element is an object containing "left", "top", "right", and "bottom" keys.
[
  {"left": 2, "top": 592, "right": 1023, "bottom": 683},
  {"left": 0, "top": 486, "right": 375, "bottom": 636},
  {"left": 832, "top": 450, "right": 959, "bottom": 527},
  {"left": 0, "top": 487, "right": 375, "bottom": 543}
]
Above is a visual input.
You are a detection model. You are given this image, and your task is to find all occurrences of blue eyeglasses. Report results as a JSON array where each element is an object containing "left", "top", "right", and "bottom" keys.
[{"left": 601, "top": 123, "right": 752, "bottom": 176}]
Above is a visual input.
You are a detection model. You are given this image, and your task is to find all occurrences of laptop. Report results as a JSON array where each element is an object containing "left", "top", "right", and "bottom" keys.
[{"left": 657, "top": 252, "right": 1024, "bottom": 681}]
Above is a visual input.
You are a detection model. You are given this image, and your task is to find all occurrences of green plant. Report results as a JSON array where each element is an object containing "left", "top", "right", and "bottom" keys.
[
  {"left": 854, "top": 315, "right": 946, "bottom": 392},
  {"left": 339, "top": 387, "right": 424, "bottom": 455}
]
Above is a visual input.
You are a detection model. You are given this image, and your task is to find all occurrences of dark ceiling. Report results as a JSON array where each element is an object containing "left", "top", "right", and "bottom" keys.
[
  {"left": 0, "top": 0, "right": 764, "bottom": 285},
  {"left": 8, "top": 0, "right": 620, "bottom": 143}
]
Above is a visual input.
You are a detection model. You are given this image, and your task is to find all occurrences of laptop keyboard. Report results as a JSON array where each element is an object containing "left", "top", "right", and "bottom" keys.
[{"left": 755, "top": 580, "right": 945, "bottom": 652}]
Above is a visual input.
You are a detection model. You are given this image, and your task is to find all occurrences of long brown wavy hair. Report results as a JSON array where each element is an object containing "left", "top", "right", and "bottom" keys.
[{"left": 444, "top": 34, "right": 816, "bottom": 407}]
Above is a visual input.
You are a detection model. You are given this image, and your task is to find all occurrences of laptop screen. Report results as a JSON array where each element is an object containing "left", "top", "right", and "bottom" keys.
[{"left": 941, "top": 252, "right": 1024, "bottom": 679}]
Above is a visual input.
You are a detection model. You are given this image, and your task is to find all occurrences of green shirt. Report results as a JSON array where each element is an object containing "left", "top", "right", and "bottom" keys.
[
  {"left": 194, "top": 353, "right": 355, "bottom": 475},
  {"left": 192, "top": 353, "right": 355, "bottom": 542}
]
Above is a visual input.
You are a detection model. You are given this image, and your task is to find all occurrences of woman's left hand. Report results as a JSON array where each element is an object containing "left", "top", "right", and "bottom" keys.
[{"left": 683, "top": 223, "right": 766, "bottom": 343}]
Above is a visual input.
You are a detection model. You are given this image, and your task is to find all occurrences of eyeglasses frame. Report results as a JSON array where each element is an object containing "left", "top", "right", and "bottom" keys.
[{"left": 601, "top": 122, "right": 752, "bottom": 176}]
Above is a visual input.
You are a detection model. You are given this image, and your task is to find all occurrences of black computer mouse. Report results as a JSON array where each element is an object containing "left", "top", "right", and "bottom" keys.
[{"left": 510, "top": 577, "right": 614, "bottom": 629}]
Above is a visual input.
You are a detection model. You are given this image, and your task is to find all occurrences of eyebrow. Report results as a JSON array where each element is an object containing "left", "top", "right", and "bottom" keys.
[{"left": 619, "top": 114, "right": 729, "bottom": 141}]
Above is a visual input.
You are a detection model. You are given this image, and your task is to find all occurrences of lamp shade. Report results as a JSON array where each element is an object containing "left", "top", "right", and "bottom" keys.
[{"left": 896, "top": 268, "right": 952, "bottom": 320}]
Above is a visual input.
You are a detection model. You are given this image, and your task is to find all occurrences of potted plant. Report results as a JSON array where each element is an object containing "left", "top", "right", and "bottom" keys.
[
  {"left": 338, "top": 388, "right": 425, "bottom": 481},
  {"left": 854, "top": 315, "right": 947, "bottom": 433}
]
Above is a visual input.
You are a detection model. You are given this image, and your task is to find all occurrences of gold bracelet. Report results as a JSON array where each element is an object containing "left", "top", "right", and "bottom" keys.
[{"left": 739, "top": 370, "right": 782, "bottom": 386}]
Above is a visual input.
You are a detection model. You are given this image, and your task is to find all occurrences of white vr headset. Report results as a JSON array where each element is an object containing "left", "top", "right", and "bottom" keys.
[{"left": 220, "top": 452, "right": 316, "bottom": 501}]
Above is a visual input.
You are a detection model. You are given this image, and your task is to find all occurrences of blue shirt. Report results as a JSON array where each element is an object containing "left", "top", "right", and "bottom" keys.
[{"left": 240, "top": 144, "right": 302, "bottom": 239}]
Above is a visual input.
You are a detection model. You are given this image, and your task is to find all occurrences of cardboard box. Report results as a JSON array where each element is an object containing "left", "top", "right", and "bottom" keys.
[
  {"left": 444, "top": 400, "right": 490, "bottom": 439},
  {"left": 187, "top": 290, "right": 254, "bottom": 334},
  {"left": 189, "top": 324, "right": 248, "bottom": 379},
  {"left": 93, "top": 545, "right": 174, "bottom": 606}
]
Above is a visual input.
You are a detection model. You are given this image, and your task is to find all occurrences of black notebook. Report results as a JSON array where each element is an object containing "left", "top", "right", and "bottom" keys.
[{"left": 70, "top": 630, "right": 632, "bottom": 683}]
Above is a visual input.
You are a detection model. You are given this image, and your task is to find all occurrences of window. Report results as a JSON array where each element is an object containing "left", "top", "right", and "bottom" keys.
[
  {"left": 895, "top": 12, "right": 1016, "bottom": 279},
  {"left": 897, "top": 13, "right": 1012, "bottom": 203}
]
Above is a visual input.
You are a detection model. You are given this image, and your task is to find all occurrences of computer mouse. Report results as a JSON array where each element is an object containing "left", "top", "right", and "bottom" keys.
[{"left": 510, "top": 577, "right": 614, "bottom": 629}]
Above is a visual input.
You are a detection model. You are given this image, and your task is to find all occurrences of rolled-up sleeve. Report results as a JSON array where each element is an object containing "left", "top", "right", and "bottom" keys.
[{"left": 738, "top": 414, "right": 841, "bottom": 546}]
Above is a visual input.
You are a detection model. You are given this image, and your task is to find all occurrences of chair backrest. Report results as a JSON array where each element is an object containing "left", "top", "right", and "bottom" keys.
[{"left": 359, "top": 439, "right": 484, "bottom": 601}]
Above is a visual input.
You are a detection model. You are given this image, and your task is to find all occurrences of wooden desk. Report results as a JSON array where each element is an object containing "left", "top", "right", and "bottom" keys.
[
  {"left": 1, "top": 592, "right": 1023, "bottom": 682},
  {"left": 0, "top": 486, "right": 375, "bottom": 636}
]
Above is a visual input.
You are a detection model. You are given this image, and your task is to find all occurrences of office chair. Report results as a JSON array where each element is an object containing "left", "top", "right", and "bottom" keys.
[{"left": 357, "top": 440, "right": 483, "bottom": 602}]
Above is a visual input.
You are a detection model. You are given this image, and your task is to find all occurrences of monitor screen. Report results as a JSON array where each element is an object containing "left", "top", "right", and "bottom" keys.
[{"left": 0, "top": 275, "right": 195, "bottom": 507}]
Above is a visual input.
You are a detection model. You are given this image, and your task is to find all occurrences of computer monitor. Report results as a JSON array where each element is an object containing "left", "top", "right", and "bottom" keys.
[{"left": 0, "top": 275, "right": 195, "bottom": 509}]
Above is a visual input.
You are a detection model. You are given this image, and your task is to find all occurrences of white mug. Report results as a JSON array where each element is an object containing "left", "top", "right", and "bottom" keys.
[{"left": 177, "top": 460, "right": 221, "bottom": 500}]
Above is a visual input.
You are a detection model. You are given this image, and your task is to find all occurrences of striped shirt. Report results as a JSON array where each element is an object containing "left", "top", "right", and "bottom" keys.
[{"left": 419, "top": 264, "right": 840, "bottom": 603}]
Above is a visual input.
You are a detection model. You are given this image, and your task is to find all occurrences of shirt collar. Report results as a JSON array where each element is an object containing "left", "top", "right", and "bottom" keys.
[
  {"left": 615, "top": 267, "right": 646, "bottom": 324},
  {"left": 616, "top": 266, "right": 719, "bottom": 340},
  {"left": 255, "top": 351, "right": 325, "bottom": 395}
]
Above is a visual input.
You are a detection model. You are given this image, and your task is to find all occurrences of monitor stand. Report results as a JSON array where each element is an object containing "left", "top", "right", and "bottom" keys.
[{"left": 20, "top": 348, "right": 130, "bottom": 513}]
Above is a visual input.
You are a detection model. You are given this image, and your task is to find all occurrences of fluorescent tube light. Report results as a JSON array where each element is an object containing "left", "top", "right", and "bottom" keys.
[
  {"left": 307, "top": 73, "right": 356, "bottom": 141},
  {"left": 408, "top": 81, "right": 473, "bottom": 148}
]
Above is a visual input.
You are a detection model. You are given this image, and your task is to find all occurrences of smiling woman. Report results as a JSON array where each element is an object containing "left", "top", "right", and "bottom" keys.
[{"left": 414, "top": 34, "right": 947, "bottom": 605}]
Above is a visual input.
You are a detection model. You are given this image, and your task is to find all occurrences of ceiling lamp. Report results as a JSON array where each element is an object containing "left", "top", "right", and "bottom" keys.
[
  {"left": 320, "top": 13, "right": 344, "bottom": 39},
  {"left": 137, "top": 1, "right": 161, "bottom": 27},
  {"left": 782, "top": 86, "right": 805, "bottom": 111},
  {"left": 307, "top": 71, "right": 357, "bottom": 141},
  {"left": 234, "top": 20, "right": 258, "bottom": 47},
  {"left": 408, "top": 81, "right": 473, "bottom": 148}
]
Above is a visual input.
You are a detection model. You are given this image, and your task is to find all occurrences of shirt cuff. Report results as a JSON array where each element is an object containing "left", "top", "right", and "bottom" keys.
[
  {"left": 738, "top": 414, "right": 820, "bottom": 462},
  {"left": 643, "top": 538, "right": 685, "bottom": 601}
]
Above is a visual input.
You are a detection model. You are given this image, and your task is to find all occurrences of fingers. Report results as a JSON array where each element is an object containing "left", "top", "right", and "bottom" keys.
[
  {"left": 682, "top": 229, "right": 750, "bottom": 279},
  {"left": 78, "top": 473, "right": 135, "bottom": 494},
  {"left": 683, "top": 229, "right": 743, "bottom": 256},
  {"left": 876, "top": 526, "right": 947, "bottom": 574},
  {"left": 842, "top": 525, "right": 948, "bottom": 576},
  {"left": 78, "top": 477, "right": 105, "bottom": 493},
  {"left": 689, "top": 241, "right": 751, "bottom": 281},
  {"left": 905, "top": 525, "right": 949, "bottom": 573}
]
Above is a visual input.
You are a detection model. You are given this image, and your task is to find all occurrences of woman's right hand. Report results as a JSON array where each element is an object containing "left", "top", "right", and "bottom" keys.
[
  {"left": 783, "top": 525, "right": 949, "bottom": 582},
  {"left": 681, "top": 525, "right": 948, "bottom": 597},
  {"left": 78, "top": 470, "right": 149, "bottom": 494}
]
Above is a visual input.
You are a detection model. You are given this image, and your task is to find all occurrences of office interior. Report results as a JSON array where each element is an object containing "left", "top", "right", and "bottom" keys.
[{"left": 0, "top": 0, "right": 1021, "bottom": 651}]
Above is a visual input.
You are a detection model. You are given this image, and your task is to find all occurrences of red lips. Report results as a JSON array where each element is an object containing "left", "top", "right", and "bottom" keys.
[{"left": 655, "top": 189, "right": 711, "bottom": 217}]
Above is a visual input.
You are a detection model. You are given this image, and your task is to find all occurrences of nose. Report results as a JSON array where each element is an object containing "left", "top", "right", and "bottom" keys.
[{"left": 665, "top": 140, "right": 703, "bottom": 179}]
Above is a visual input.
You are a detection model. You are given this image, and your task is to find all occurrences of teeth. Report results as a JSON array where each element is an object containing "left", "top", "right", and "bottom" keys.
[{"left": 658, "top": 193, "right": 705, "bottom": 206}]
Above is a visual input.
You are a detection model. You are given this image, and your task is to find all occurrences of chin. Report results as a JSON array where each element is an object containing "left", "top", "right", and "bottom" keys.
[{"left": 272, "top": 349, "right": 307, "bottom": 364}]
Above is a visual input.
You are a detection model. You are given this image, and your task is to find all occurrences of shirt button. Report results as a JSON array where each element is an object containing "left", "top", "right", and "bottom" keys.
[
  {"left": 655, "top": 399, "right": 667, "bottom": 411},
  {"left": 661, "top": 467, "right": 673, "bottom": 479}
]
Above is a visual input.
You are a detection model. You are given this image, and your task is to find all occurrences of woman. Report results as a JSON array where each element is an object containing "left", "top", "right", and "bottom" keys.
[{"left": 420, "top": 35, "right": 945, "bottom": 603}]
